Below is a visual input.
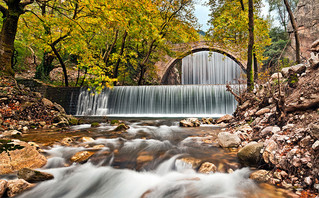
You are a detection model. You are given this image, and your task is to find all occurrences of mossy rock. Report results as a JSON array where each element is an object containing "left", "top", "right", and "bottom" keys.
[
  {"left": 91, "top": 122, "right": 100, "bottom": 127},
  {"left": 114, "top": 123, "right": 129, "bottom": 131},
  {"left": 69, "top": 118, "right": 78, "bottom": 125},
  {"left": 110, "top": 120, "right": 119, "bottom": 125}
]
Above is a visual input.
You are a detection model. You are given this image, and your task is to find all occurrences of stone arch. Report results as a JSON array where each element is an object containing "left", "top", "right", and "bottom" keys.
[{"left": 157, "top": 42, "right": 246, "bottom": 84}]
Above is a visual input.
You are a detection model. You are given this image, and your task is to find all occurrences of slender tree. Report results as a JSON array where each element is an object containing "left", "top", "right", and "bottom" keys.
[
  {"left": 247, "top": 0, "right": 254, "bottom": 91},
  {"left": 0, "top": 0, "right": 34, "bottom": 76},
  {"left": 283, "top": 0, "right": 300, "bottom": 63}
]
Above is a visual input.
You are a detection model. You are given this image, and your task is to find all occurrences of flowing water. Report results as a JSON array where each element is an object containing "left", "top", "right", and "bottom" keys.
[
  {"left": 75, "top": 85, "right": 245, "bottom": 117},
  {"left": 16, "top": 120, "right": 292, "bottom": 198},
  {"left": 181, "top": 51, "right": 243, "bottom": 85}
]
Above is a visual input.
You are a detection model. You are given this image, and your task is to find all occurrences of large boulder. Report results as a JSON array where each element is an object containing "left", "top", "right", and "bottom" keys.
[
  {"left": 0, "top": 141, "right": 47, "bottom": 174},
  {"left": 216, "top": 114, "right": 233, "bottom": 124},
  {"left": 6, "top": 179, "right": 35, "bottom": 197},
  {"left": 237, "top": 142, "right": 263, "bottom": 167},
  {"left": 217, "top": 132, "right": 241, "bottom": 148},
  {"left": 17, "top": 168, "right": 54, "bottom": 183}
]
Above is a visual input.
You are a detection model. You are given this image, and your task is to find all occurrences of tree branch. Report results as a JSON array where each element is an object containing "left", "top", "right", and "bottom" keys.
[
  {"left": 0, "top": 4, "right": 8, "bottom": 16},
  {"left": 21, "top": 0, "right": 35, "bottom": 7}
]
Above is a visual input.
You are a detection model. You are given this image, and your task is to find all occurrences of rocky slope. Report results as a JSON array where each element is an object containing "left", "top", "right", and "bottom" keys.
[{"left": 222, "top": 42, "right": 319, "bottom": 196}]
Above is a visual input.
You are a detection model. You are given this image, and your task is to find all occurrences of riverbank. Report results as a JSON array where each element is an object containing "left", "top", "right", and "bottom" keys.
[{"left": 219, "top": 60, "right": 319, "bottom": 196}]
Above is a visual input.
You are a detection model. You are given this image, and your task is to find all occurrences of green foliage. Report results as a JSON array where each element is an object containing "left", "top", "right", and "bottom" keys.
[
  {"left": 0, "top": 139, "right": 24, "bottom": 154},
  {"left": 267, "top": 0, "right": 298, "bottom": 30},
  {"left": 206, "top": 0, "right": 271, "bottom": 66},
  {"left": 110, "top": 120, "right": 119, "bottom": 125},
  {"left": 262, "top": 27, "right": 290, "bottom": 72}
]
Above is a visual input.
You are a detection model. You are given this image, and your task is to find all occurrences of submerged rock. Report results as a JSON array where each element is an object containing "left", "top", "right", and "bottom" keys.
[
  {"left": 237, "top": 142, "right": 263, "bottom": 167},
  {"left": 176, "top": 157, "right": 202, "bottom": 170},
  {"left": 217, "top": 132, "right": 241, "bottom": 148},
  {"left": 198, "top": 162, "right": 217, "bottom": 174},
  {"left": 17, "top": 168, "right": 54, "bottom": 183}
]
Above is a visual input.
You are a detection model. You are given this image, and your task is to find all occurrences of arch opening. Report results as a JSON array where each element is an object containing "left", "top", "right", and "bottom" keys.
[{"left": 161, "top": 49, "right": 246, "bottom": 85}]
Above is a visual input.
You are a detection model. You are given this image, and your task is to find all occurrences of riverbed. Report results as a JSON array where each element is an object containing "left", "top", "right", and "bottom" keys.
[{"left": 14, "top": 120, "right": 293, "bottom": 198}]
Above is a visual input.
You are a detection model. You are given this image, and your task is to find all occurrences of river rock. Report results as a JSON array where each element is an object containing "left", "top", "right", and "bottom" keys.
[
  {"left": 42, "top": 98, "right": 54, "bottom": 107},
  {"left": 237, "top": 142, "right": 263, "bottom": 167},
  {"left": 312, "top": 140, "right": 319, "bottom": 150},
  {"left": 137, "top": 152, "right": 154, "bottom": 166},
  {"left": 179, "top": 118, "right": 200, "bottom": 127},
  {"left": 217, "top": 132, "right": 241, "bottom": 148},
  {"left": 6, "top": 179, "right": 35, "bottom": 197},
  {"left": 176, "top": 157, "right": 202, "bottom": 169},
  {"left": 198, "top": 162, "right": 217, "bottom": 174},
  {"left": 255, "top": 108, "right": 270, "bottom": 116},
  {"left": 308, "top": 123, "right": 319, "bottom": 139},
  {"left": 0, "top": 141, "right": 47, "bottom": 174},
  {"left": 250, "top": 170, "right": 271, "bottom": 182},
  {"left": 0, "top": 180, "right": 7, "bottom": 197},
  {"left": 79, "top": 137, "right": 94, "bottom": 143},
  {"left": 17, "top": 168, "right": 54, "bottom": 183},
  {"left": 70, "top": 151, "right": 95, "bottom": 163},
  {"left": 260, "top": 126, "right": 280, "bottom": 137},
  {"left": 263, "top": 140, "right": 278, "bottom": 164},
  {"left": 311, "top": 39, "right": 319, "bottom": 52},
  {"left": 0, "top": 130, "right": 22, "bottom": 138},
  {"left": 61, "top": 137, "right": 74, "bottom": 146},
  {"left": 216, "top": 114, "right": 233, "bottom": 124},
  {"left": 114, "top": 123, "right": 130, "bottom": 131}
]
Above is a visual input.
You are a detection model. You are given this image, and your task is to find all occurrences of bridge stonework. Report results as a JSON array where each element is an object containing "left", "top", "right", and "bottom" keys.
[{"left": 156, "top": 41, "right": 246, "bottom": 84}]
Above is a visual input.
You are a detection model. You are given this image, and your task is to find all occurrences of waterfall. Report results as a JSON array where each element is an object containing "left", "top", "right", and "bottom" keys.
[
  {"left": 182, "top": 51, "right": 243, "bottom": 85},
  {"left": 75, "top": 51, "right": 244, "bottom": 117},
  {"left": 76, "top": 85, "right": 241, "bottom": 117}
]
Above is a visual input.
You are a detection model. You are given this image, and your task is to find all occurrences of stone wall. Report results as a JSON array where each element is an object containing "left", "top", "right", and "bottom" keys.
[
  {"left": 286, "top": 0, "right": 319, "bottom": 62},
  {"left": 17, "top": 79, "right": 81, "bottom": 115}
]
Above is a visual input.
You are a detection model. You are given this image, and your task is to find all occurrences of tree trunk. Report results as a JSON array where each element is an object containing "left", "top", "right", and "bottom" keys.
[
  {"left": 283, "top": 0, "right": 301, "bottom": 64},
  {"left": 113, "top": 31, "right": 127, "bottom": 85},
  {"left": 51, "top": 45, "right": 69, "bottom": 87},
  {"left": 253, "top": 52, "right": 258, "bottom": 81},
  {"left": 246, "top": 0, "right": 254, "bottom": 92},
  {"left": 0, "top": 13, "right": 19, "bottom": 76}
]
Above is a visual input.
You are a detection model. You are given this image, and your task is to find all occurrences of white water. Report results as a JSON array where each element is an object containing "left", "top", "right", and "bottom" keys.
[
  {"left": 76, "top": 85, "right": 241, "bottom": 116},
  {"left": 16, "top": 121, "right": 269, "bottom": 198},
  {"left": 182, "top": 51, "right": 243, "bottom": 85}
]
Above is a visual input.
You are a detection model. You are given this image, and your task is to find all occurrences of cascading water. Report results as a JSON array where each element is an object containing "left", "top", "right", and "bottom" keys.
[
  {"left": 76, "top": 51, "right": 244, "bottom": 117},
  {"left": 182, "top": 51, "right": 243, "bottom": 85},
  {"left": 76, "top": 85, "right": 242, "bottom": 117}
]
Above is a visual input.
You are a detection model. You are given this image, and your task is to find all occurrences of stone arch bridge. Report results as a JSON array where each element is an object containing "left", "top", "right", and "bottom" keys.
[{"left": 156, "top": 41, "right": 246, "bottom": 84}]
